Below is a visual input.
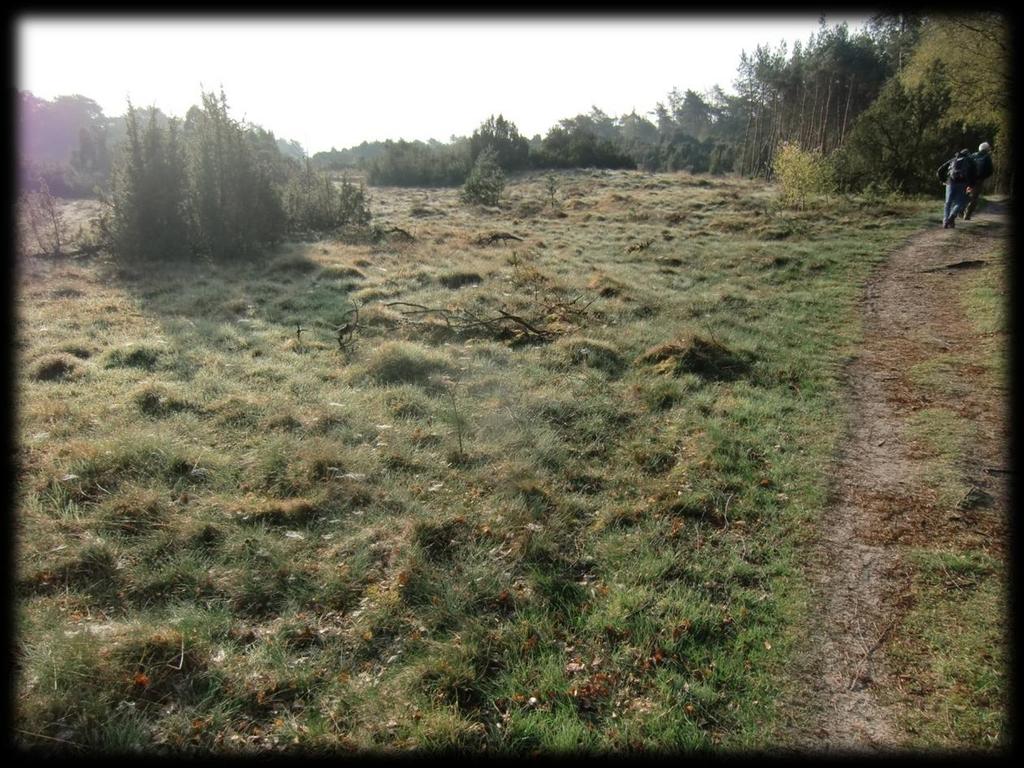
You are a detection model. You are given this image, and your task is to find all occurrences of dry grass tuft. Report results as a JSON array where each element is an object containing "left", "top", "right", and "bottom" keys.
[
  {"left": 636, "top": 335, "right": 753, "bottom": 381},
  {"left": 33, "top": 354, "right": 82, "bottom": 382}
]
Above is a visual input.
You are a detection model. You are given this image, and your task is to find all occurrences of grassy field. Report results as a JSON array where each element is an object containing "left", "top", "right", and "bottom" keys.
[{"left": 14, "top": 170, "right": 940, "bottom": 753}]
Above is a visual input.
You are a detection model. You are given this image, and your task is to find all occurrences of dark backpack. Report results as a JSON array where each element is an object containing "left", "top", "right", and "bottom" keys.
[
  {"left": 948, "top": 153, "right": 974, "bottom": 183},
  {"left": 973, "top": 152, "right": 993, "bottom": 181}
]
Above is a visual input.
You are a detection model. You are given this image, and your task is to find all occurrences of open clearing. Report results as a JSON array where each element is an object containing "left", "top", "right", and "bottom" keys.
[{"left": 13, "top": 171, "right": 1007, "bottom": 753}]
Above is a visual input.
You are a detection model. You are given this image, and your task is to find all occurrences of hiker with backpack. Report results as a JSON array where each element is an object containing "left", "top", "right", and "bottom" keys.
[
  {"left": 962, "top": 142, "right": 994, "bottom": 220},
  {"left": 936, "top": 148, "right": 974, "bottom": 229}
]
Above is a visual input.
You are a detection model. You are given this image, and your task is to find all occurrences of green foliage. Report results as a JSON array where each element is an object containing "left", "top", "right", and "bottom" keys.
[
  {"left": 531, "top": 117, "right": 634, "bottom": 171},
  {"left": 312, "top": 140, "right": 390, "bottom": 171},
  {"left": 470, "top": 114, "right": 530, "bottom": 171},
  {"left": 102, "top": 90, "right": 298, "bottom": 264},
  {"left": 772, "top": 142, "right": 836, "bottom": 208},
  {"left": 283, "top": 160, "right": 371, "bottom": 234},
  {"left": 461, "top": 147, "right": 505, "bottom": 206},
  {"left": 185, "top": 90, "right": 287, "bottom": 261},
  {"left": 832, "top": 62, "right": 951, "bottom": 193},
  {"left": 365, "top": 139, "right": 471, "bottom": 187},
  {"left": 901, "top": 14, "right": 1010, "bottom": 190},
  {"left": 102, "top": 104, "right": 191, "bottom": 263}
]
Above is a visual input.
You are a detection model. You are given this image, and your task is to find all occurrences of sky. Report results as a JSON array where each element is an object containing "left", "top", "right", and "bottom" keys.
[{"left": 17, "top": 14, "right": 873, "bottom": 155}]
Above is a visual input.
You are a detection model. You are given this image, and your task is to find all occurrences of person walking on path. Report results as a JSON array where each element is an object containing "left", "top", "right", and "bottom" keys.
[
  {"left": 936, "top": 148, "right": 974, "bottom": 228},
  {"left": 962, "top": 142, "right": 994, "bottom": 220}
]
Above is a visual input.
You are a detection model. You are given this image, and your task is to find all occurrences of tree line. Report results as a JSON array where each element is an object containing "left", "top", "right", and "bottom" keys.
[
  {"left": 314, "top": 14, "right": 1009, "bottom": 195},
  {"left": 17, "top": 13, "right": 1009, "bottom": 226}
]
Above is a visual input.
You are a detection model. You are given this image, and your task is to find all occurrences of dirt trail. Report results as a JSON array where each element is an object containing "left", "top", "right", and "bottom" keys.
[{"left": 788, "top": 201, "right": 1009, "bottom": 752}]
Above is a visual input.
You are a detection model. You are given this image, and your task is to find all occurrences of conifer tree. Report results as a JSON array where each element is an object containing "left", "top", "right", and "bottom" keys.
[
  {"left": 185, "top": 89, "right": 285, "bottom": 260},
  {"left": 103, "top": 102, "right": 190, "bottom": 263}
]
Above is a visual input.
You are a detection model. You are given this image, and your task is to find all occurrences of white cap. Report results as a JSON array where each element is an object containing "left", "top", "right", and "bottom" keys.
[{"left": 979, "top": 142, "right": 992, "bottom": 152}]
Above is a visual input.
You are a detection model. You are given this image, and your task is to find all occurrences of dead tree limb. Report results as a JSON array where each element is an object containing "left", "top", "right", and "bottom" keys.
[
  {"left": 383, "top": 300, "right": 554, "bottom": 341},
  {"left": 495, "top": 308, "right": 552, "bottom": 339},
  {"left": 475, "top": 231, "right": 524, "bottom": 246}
]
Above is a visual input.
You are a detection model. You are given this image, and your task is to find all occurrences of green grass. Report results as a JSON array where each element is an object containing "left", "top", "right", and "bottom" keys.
[
  {"left": 886, "top": 548, "right": 1007, "bottom": 749},
  {"left": 14, "top": 170, "right": 943, "bottom": 753},
  {"left": 880, "top": 238, "right": 1009, "bottom": 749}
]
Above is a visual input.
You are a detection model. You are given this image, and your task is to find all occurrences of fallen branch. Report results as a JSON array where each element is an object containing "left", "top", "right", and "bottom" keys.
[
  {"left": 495, "top": 308, "right": 552, "bottom": 339},
  {"left": 475, "top": 231, "right": 524, "bottom": 246},
  {"left": 383, "top": 301, "right": 554, "bottom": 341},
  {"left": 333, "top": 302, "right": 361, "bottom": 351},
  {"left": 920, "top": 259, "right": 987, "bottom": 273},
  {"left": 626, "top": 238, "right": 654, "bottom": 254},
  {"left": 25, "top": 244, "right": 104, "bottom": 260},
  {"left": 847, "top": 618, "right": 897, "bottom": 691},
  {"left": 383, "top": 226, "right": 415, "bottom": 240}
]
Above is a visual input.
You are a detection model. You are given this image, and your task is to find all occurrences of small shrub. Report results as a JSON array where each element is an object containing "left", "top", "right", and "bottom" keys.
[
  {"left": 18, "top": 180, "right": 67, "bottom": 257},
  {"left": 461, "top": 148, "right": 505, "bottom": 207},
  {"left": 365, "top": 342, "right": 451, "bottom": 387},
  {"left": 772, "top": 142, "right": 836, "bottom": 209},
  {"left": 283, "top": 164, "right": 371, "bottom": 233},
  {"left": 636, "top": 335, "right": 753, "bottom": 381}
]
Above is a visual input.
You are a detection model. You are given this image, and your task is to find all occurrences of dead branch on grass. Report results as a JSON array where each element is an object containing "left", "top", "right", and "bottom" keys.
[
  {"left": 626, "top": 238, "right": 654, "bottom": 254},
  {"left": 382, "top": 226, "right": 416, "bottom": 241},
  {"left": 382, "top": 298, "right": 586, "bottom": 343},
  {"left": 474, "top": 231, "right": 524, "bottom": 246},
  {"left": 333, "top": 302, "right": 361, "bottom": 351}
]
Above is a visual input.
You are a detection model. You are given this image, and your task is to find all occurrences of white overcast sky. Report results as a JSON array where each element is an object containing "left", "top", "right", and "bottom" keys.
[{"left": 17, "top": 14, "right": 872, "bottom": 155}]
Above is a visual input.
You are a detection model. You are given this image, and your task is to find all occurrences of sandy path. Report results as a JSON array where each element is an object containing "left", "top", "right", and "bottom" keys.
[{"left": 787, "top": 200, "right": 1009, "bottom": 752}]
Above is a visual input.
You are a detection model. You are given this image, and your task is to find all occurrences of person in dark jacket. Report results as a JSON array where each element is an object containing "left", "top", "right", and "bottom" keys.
[
  {"left": 962, "top": 142, "right": 994, "bottom": 220},
  {"left": 936, "top": 148, "right": 973, "bottom": 228}
]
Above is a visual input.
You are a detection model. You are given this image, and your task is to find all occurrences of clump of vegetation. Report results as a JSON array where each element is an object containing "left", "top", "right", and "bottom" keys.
[
  {"left": 461, "top": 147, "right": 505, "bottom": 206},
  {"left": 104, "top": 344, "right": 163, "bottom": 371},
  {"left": 318, "top": 265, "right": 366, "bottom": 281},
  {"left": 772, "top": 141, "right": 835, "bottom": 209},
  {"left": 553, "top": 336, "right": 626, "bottom": 375},
  {"left": 101, "top": 102, "right": 192, "bottom": 264},
  {"left": 283, "top": 161, "right": 371, "bottom": 234},
  {"left": 365, "top": 138, "right": 471, "bottom": 187},
  {"left": 18, "top": 179, "right": 67, "bottom": 257},
  {"left": 97, "top": 486, "right": 170, "bottom": 535},
  {"left": 364, "top": 341, "right": 451, "bottom": 386},
  {"left": 636, "top": 335, "right": 754, "bottom": 381},
  {"left": 132, "top": 383, "right": 201, "bottom": 418},
  {"left": 100, "top": 89, "right": 372, "bottom": 266},
  {"left": 32, "top": 354, "right": 81, "bottom": 382}
]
